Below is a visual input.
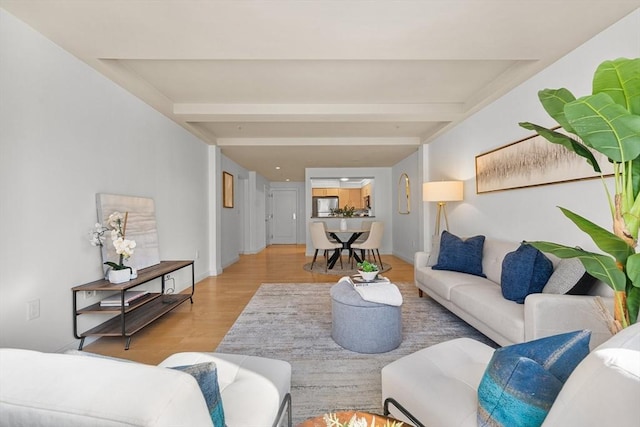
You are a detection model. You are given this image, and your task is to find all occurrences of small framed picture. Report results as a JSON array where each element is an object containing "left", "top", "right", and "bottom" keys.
[{"left": 223, "top": 171, "right": 234, "bottom": 208}]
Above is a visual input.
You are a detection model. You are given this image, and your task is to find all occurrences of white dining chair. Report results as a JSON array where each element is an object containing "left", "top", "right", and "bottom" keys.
[
  {"left": 310, "top": 222, "right": 343, "bottom": 272},
  {"left": 350, "top": 221, "right": 384, "bottom": 268},
  {"left": 353, "top": 220, "right": 373, "bottom": 243}
]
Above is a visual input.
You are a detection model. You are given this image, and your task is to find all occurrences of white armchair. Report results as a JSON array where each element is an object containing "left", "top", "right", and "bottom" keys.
[{"left": 0, "top": 348, "right": 292, "bottom": 427}]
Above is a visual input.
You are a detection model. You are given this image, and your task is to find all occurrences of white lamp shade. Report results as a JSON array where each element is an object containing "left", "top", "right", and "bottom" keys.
[{"left": 423, "top": 181, "right": 463, "bottom": 202}]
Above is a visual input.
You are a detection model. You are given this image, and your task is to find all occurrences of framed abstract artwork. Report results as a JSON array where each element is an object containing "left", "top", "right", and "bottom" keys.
[
  {"left": 96, "top": 193, "right": 161, "bottom": 270},
  {"left": 223, "top": 171, "right": 234, "bottom": 208},
  {"left": 475, "top": 130, "right": 614, "bottom": 194}
]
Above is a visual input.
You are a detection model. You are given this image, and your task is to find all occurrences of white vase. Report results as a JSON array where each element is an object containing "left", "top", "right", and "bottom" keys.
[
  {"left": 358, "top": 270, "right": 379, "bottom": 281},
  {"left": 340, "top": 218, "right": 348, "bottom": 231},
  {"left": 108, "top": 268, "right": 131, "bottom": 284}
]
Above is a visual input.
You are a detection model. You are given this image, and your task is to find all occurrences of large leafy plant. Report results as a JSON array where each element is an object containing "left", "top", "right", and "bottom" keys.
[{"left": 520, "top": 57, "right": 640, "bottom": 328}]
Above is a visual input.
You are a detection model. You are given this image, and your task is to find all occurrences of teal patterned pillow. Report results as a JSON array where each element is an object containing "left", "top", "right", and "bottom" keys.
[
  {"left": 477, "top": 330, "right": 591, "bottom": 427},
  {"left": 171, "top": 362, "right": 225, "bottom": 427}
]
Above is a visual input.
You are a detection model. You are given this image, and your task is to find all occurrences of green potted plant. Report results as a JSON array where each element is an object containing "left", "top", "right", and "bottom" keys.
[
  {"left": 342, "top": 205, "right": 356, "bottom": 217},
  {"left": 357, "top": 260, "right": 379, "bottom": 281},
  {"left": 519, "top": 57, "right": 640, "bottom": 329}
]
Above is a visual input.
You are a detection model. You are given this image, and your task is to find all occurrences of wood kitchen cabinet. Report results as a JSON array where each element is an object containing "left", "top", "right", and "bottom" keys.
[{"left": 314, "top": 187, "right": 364, "bottom": 208}]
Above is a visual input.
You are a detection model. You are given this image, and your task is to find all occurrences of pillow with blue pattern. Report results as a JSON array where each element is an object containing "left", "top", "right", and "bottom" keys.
[
  {"left": 432, "top": 231, "right": 486, "bottom": 277},
  {"left": 170, "top": 362, "right": 225, "bottom": 427},
  {"left": 501, "top": 243, "right": 553, "bottom": 303},
  {"left": 477, "top": 330, "right": 591, "bottom": 427}
]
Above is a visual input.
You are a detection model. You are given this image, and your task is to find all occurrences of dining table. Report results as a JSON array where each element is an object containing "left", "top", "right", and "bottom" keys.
[{"left": 325, "top": 228, "right": 368, "bottom": 269}]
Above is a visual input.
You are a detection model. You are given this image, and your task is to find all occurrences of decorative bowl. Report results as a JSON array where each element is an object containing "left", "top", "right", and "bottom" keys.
[{"left": 358, "top": 270, "right": 378, "bottom": 281}]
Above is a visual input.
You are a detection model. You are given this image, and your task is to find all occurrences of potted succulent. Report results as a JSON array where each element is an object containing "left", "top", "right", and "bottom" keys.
[
  {"left": 357, "top": 260, "right": 379, "bottom": 281},
  {"left": 519, "top": 57, "right": 640, "bottom": 330}
]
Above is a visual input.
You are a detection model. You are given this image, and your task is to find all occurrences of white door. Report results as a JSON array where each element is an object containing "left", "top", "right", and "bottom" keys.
[{"left": 271, "top": 189, "right": 297, "bottom": 244}]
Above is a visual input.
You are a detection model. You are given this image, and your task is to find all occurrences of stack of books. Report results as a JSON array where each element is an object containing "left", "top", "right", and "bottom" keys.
[
  {"left": 352, "top": 275, "right": 391, "bottom": 286},
  {"left": 99, "top": 290, "right": 149, "bottom": 307}
]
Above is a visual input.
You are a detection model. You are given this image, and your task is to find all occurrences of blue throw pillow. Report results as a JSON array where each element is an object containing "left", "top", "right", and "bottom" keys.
[
  {"left": 432, "top": 231, "right": 486, "bottom": 277},
  {"left": 501, "top": 243, "right": 553, "bottom": 303},
  {"left": 171, "top": 362, "right": 225, "bottom": 427},
  {"left": 477, "top": 330, "right": 591, "bottom": 427}
]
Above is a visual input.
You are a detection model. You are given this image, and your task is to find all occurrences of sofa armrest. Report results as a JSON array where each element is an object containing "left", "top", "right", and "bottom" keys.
[
  {"left": 524, "top": 294, "right": 614, "bottom": 349},
  {"left": 414, "top": 251, "right": 429, "bottom": 269}
]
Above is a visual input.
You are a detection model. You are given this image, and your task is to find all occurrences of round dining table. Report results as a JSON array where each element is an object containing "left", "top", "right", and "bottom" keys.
[{"left": 325, "top": 228, "right": 368, "bottom": 269}]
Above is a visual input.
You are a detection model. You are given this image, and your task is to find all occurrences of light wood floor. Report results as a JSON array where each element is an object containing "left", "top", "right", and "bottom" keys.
[{"left": 83, "top": 245, "right": 415, "bottom": 364}]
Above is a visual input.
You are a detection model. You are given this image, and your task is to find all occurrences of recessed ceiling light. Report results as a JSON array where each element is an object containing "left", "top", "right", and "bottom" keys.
[
  {"left": 286, "top": 179, "right": 290, "bottom": 182},
  {"left": 275, "top": 166, "right": 281, "bottom": 170},
  {"left": 340, "top": 177, "right": 349, "bottom": 182}
]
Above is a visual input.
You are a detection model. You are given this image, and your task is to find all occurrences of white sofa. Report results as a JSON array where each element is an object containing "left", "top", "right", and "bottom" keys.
[
  {"left": 414, "top": 238, "right": 615, "bottom": 349},
  {"left": 0, "top": 349, "right": 291, "bottom": 427},
  {"left": 381, "top": 322, "right": 640, "bottom": 427}
]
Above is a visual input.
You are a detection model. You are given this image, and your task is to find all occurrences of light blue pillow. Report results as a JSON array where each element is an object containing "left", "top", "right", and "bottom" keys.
[
  {"left": 501, "top": 243, "right": 553, "bottom": 303},
  {"left": 477, "top": 330, "right": 591, "bottom": 427},
  {"left": 171, "top": 362, "right": 225, "bottom": 427},
  {"left": 432, "top": 231, "right": 486, "bottom": 277}
]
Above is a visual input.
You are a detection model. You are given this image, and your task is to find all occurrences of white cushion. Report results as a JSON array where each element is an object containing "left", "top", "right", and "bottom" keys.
[
  {"left": 450, "top": 283, "right": 525, "bottom": 344},
  {"left": 416, "top": 267, "right": 493, "bottom": 301},
  {"left": 481, "top": 239, "right": 520, "bottom": 284},
  {"left": 159, "top": 352, "right": 291, "bottom": 427},
  {"left": 0, "top": 348, "right": 213, "bottom": 427},
  {"left": 382, "top": 338, "right": 494, "bottom": 427}
]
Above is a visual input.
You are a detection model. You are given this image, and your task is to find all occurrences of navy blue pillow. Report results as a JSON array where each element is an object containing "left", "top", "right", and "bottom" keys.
[
  {"left": 432, "top": 231, "right": 486, "bottom": 277},
  {"left": 501, "top": 244, "right": 553, "bottom": 303}
]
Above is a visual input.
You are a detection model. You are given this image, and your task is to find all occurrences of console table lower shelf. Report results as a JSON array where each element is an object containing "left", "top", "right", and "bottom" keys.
[{"left": 72, "top": 260, "right": 194, "bottom": 350}]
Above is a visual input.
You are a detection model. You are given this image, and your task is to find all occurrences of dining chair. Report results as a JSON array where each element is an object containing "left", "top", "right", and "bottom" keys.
[
  {"left": 350, "top": 221, "right": 384, "bottom": 268},
  {"left": 353, "top": 220, "right": 373, "bottom": 243},
  {"left": 318, "top": 220, "right": 340, "bottom": 243},
  {"left": 310, "top": 222, "right": 343, "bottom": 272}
]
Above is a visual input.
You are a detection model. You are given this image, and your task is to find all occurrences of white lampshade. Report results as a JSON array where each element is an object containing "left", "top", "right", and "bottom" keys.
[{"left": 423, "top": 181, "right": 464, "bottom": 202}]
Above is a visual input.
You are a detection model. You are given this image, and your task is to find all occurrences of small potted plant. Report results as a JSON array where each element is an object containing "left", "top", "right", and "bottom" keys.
[{"left": 357, "top": 260, "right": 379, "bottom": 281}]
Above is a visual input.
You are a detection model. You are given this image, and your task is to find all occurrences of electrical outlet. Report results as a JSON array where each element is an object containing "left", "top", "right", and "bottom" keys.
[
  {"left": 27, "top": 299, "right": 40, "bottom": 320},
  {"left": 84, "top": 290, "right": 95, "bottom": 299}
]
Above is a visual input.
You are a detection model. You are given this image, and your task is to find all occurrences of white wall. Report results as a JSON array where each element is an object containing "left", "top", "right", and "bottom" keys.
[
  {"left": 391, "top": 149, "right": 423, "bottom": 263},
  {"left": 305, "top": 167, "right": 393, "bottom": 255},
  {"left": 0, "top": 10, "right": 210, "bottom": 352},
  {"left": 425, "top": 9, "right": 640, "bottom": 252}
]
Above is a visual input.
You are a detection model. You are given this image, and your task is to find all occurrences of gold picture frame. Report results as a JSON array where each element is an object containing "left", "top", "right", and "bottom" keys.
[
  {"left": 398, "top": 173, "right": 410, "bottom": 214},
  {"left": 223, "top": 171, "right": 234, "bottom": 208}
]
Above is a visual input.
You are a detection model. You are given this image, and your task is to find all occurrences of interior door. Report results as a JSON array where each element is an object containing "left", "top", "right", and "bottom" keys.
[{"left": 271, "top": 188, "right": 298, "bottom": 244}]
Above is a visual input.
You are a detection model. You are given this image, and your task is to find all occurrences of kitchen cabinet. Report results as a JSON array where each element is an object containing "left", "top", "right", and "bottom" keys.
[{"left": 313, "top": 187, "right": 365, "bottom": 208}]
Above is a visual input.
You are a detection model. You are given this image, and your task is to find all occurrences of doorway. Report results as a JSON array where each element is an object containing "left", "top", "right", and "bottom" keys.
[{"left": 270, "top": 188, "right": 298, "bottom": 244}]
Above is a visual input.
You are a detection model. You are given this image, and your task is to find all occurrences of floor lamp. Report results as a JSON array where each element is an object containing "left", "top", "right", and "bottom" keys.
[{"left": 423, "top": 181, "right": 464, "bottom": 236}]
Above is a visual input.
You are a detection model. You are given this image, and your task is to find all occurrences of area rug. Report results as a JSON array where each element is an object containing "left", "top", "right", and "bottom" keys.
[
  {"left": 303, "top": 261, "right": 392, "bottom": 276},
  {"left": 215, "top": 281, "right": 496, "bottom": 424}
]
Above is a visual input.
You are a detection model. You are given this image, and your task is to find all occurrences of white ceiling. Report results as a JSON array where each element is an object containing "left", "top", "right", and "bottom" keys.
[{"left": 2, "top": 0, "right": 639, "bottom": 181}]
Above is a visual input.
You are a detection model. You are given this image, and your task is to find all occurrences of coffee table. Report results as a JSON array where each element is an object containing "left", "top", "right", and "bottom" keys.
[{"left": 297, "top": 410, "right": 404, "bottom": 426}]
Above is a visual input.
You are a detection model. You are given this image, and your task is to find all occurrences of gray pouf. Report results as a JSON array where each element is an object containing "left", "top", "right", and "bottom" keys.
[{"left": 330, "top": 280, "right": 402, "bottom": 353}]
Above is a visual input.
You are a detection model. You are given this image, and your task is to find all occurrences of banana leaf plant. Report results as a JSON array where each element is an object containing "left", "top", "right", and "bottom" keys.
[{"left": 519, "top": 57, "right": 640, "bottom": 328}]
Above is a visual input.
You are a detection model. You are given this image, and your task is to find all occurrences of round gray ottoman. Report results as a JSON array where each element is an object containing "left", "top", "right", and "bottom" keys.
[{"left": 330, "top": 280, "right": 402, "bottom": 353}]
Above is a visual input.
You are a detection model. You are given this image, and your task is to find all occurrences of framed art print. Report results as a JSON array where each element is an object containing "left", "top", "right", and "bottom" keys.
[
  {"left": 475, "top": 130, "right": 613, "bottom": 194},
  {"left": 223, "top": 171, "right": 234, "bottom": 208}
]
